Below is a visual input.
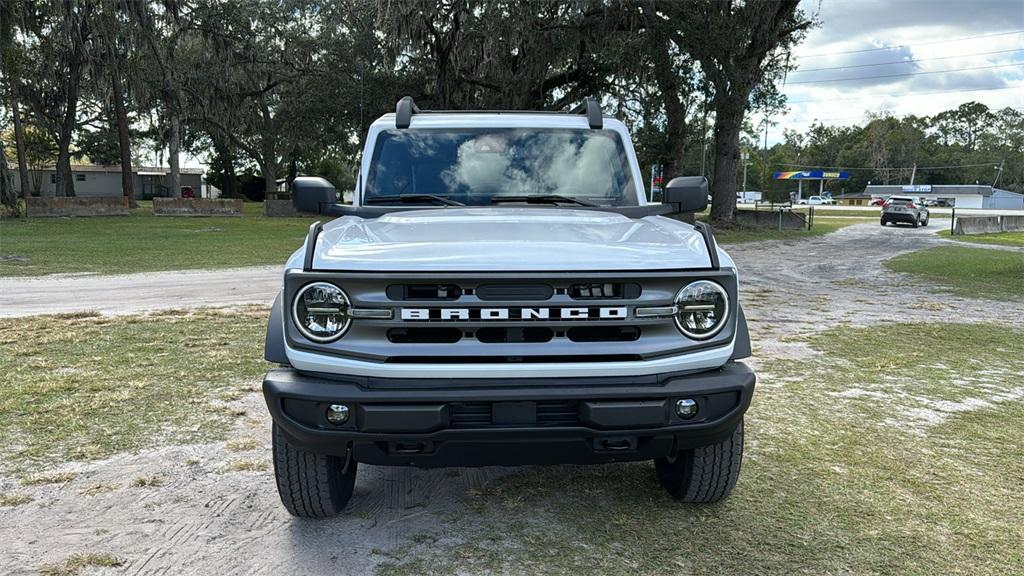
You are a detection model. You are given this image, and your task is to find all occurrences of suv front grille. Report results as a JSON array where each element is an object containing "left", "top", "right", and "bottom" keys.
[
  {"left": 286, "top": 271, "right": 737, "bottom": 365},
  {"left": 449, "top": 400, "right": 579, "bottom": 428}
]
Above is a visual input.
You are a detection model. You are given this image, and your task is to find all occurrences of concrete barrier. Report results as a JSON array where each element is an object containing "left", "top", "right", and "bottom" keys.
[
  {"left": 1001, "top": 215, "right": 1024, "bottom": 232},
  {"left": 153, "top": 197, "right": 242, "bottom": 216},
  {"left": 954, "top": 215, "right": 1024, "bottom": 235},
  {"left": 26, "top": 196, "right": 130, "bottom": 217},
  {"left": 264, "top": 199, "right": 300, "bottom": 217}
]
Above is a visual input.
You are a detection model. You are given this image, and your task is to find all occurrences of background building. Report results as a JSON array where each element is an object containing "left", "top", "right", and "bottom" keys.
[
  {"left": 841, "top": 184, "right": 1024, "bottom": 209},
  {"left": 10, "top": 165, "right": 208, "bottom": 199}
]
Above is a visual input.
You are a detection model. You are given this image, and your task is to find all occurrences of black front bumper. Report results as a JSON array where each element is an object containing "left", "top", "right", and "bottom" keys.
[{"left": 263, "top": 362, "right": 755, "bottom": 467}]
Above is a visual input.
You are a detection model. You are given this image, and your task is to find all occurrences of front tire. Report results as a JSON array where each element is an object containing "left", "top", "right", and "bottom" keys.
[
  {"left": 880, "top": 218, "right": 887, "bottom": 226},
  {"left": 921, "top": 216, "right": 929, "bottom": 227},
  {"left": 655, "top": 419, "right": 744, "bottom": 503},
  {"left": 272, "top": 423, "right": 357, "bottom": 518}
]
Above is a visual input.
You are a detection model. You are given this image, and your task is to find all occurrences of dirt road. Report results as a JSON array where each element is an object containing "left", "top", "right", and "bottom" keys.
[
  {"left": 2, "top": 221, "right": 1022, "bottom": 575},
  {"left": 0, "top": 266, "right": 282, "bottom": 317}
]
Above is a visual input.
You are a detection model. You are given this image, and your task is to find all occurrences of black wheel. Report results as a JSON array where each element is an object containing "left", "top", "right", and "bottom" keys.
[
  {"left": 880, "top": 218, "right": 887, "bottom": 226},
  {"left": 272, "top": 423, "right": 357, "bottom": 518},
  {"left": 921, "top": 217, "right": 929, "bottom": 227},
  {"left": 655, "top": 419, "right": 744, "bottom": 503},
  {"left": 911, "top": 216, "right": 919, "bottom": 228}
]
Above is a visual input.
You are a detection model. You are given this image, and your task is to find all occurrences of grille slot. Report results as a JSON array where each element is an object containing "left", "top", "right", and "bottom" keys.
[
  {"left": 387, "top": 328, "right": 462, "bottom": 344},
  {"left": 387, "top": 284, "right": 462, "bottom": 301},
  {"left": 476, "top": 284, "right": 554, "bottom": 301},
  {"left": 566, "top": 326, "right": 641, "bottom": 342},
  {"left": 449, "top": 400, "right": 580, "bottom": 428},
  {"left": 569, "top": 282, "right": 641, "bottom": 299},
  {"left": 475, "top": 327, "right": 553, "bottom": 343}
]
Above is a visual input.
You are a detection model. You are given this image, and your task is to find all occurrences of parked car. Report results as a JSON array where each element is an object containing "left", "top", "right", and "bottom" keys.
[
  {"left": 881, "top": 196, "right": 929, "bottom": 227},
  {"left": 261, "top": 96, "right": 754, "bottom": 518},
  {"left": 869, "top": 197, "right": 887, "bottom": 206},
  {"left": 799, "top": 195, "right": 835, "bottom": 205}
]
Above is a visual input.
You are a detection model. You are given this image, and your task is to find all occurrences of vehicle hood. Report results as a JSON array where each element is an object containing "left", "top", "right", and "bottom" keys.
[{"left": 298, "top": 208, "right": 727, "bottom": 272}]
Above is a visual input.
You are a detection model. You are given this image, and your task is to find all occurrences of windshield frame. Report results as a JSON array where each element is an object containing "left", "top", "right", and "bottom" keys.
[{"left": 359, "top": 127, "right": 642, "bottom": 208}]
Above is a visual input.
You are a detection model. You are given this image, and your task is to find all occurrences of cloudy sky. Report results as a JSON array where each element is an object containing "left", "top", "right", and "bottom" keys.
[{"left": 762, "top": 0, "right": 1024, "bottom": 143}]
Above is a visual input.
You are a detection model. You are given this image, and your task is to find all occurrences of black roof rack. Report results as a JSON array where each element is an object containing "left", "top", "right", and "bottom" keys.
[{"left": 393, "top": 96, "right": 604, "bottom": 129}]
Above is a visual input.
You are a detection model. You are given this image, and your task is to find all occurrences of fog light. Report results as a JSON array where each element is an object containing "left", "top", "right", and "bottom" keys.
[
  {"left": 675, "top": 399, "right": 698, "bottom": 419},
  {"left": 326, "top": 404, "right": 350, "bottom": 425}
]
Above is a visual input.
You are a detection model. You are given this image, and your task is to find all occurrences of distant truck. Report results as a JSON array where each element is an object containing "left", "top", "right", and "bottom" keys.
[{"left": 736, "top": 191, "right": 762, "bottom": 203}]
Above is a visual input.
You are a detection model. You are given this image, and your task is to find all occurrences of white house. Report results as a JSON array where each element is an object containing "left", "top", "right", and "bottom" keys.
[{"left": 10, "top": 164, "right": 207, "bottom": 199}]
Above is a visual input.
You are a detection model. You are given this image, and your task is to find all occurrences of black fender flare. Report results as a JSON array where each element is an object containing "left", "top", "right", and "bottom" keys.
[
  {"left": 265, "top": 291, "right": 289, "bottom": 364},
  {"left": 730, "top": 304, "right": 752, "bottom": 360}
]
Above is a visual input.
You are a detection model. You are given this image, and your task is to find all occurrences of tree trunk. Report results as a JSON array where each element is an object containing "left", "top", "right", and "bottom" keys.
[
  {"left": 262, "top": 161, "right": 277, "bottom": 199},
  {"left": 110, "top": 65, "right": 136, "bottom": 207},
  {"left": 168, "top": 107, "right": 181, "bottom": 197},
  {"left": 708, "top": 99, "right": 743, "bottom": 224},
  {"left": 54, "top": 129, "right": 75, "bottom": 197},
  {"left": 10, "top": 93, "right": 30, "bottom": 200}
]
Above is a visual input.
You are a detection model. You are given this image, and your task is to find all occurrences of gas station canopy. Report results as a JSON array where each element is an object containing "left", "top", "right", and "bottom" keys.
[
  {"left": 773, "top": 170, "right": 850, "bottom": 201},
  {"left": 773, "top": 170, "right": 850, "bottom": 181}
]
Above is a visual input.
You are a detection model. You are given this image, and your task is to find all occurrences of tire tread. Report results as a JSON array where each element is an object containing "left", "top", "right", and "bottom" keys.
[{"left": 272, "top": 423, "right": 356, "bottom": 518}]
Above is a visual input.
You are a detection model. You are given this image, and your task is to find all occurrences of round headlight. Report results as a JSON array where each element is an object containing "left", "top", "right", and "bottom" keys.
[
  {"left": 674, "top": 280, "right": 729, "bottom": 340},
  {"left": 293, "top": 282, "right": 351, "bottom": 342}
]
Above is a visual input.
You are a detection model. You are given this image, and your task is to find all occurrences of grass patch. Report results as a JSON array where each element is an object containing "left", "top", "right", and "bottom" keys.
[
  {"left": 377, "top": 323, "right": 1024, "bottom": 576},
  {"left": 21, "top": 471, "right": 78, "bottom": 486},
  {"left": 225, "top": 437, "right": 261, "bottom": 452},
  {"left": 226, "top": 458, "right": 269, "bottom": 472},
  {"left": 885, "top": 245, "right": 1024, "bottom": 300},
  {"left": 0, "top": 492, "right": 33, "bottom": 506},
  {"left": 130, "top": 475, "right": 164, "bottom": 488},
  {"left": 0, "top": 202, "right": 312, "bottom": 277},
  {"left": 714, "top": 218, "right": 869, "bottom": 245},
  {"left": 39, "top": 552, "right": 123, "bottom": 576},
  {"left": 940, "top": 229, "right": 1024, "bottom": 247},
  {"left": 0, "top": 307, "right": 269, "bottom": 473}
]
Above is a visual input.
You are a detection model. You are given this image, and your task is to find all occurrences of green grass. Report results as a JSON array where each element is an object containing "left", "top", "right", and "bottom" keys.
[
  {"left": 940, "top": 229, "right": 1024, "bottom": 247},
  {"left": 377, "top": 323, "right": 1024, "bottom": 576},
  {"left": 39, "top": 552, "right": 124, "bottom": 576},
  {"left": 0, "top": 308, "right": 269, "bottom": 472},
  {"left": 0, "top": 202, "right": 313, "bottom": 277},
  {"left": 714, "top": 217, "right": 871, "bottom": 245},
  {"left": 790, "top": 207, "right": 882, "bottom": 218},
  {"left": 885, "top": 245, "right": 1024, "bottom": 300}
]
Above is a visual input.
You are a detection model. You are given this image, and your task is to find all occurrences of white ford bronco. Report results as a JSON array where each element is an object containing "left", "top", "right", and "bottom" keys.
[{"left": 262, "top": 97, "right": 754, "bottom": 518}]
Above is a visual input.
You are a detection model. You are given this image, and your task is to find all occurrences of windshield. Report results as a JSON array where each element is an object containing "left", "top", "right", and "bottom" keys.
[{"left": 363, "top": 128, "right": 638, "bottom": 206}]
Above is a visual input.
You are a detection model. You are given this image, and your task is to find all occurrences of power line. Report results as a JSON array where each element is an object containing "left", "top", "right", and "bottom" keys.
[
  {"left": 786, "top": 84, "right": 1023, "bottom": 104},
  {"left": 786, "top": 62, "right": 1023, "bottom": 85},
  {"left": 782, "top": 106, "right": 1024, "bottom": 123},
  {"left": 790, "top": 48, "right": 1023, "bottom": 73},
  {"left": 799, "top": 30, "right": 1024, "bottom": 58},
  {"left": 778, "top": 162, "right": 1001, "bottom": 171}
]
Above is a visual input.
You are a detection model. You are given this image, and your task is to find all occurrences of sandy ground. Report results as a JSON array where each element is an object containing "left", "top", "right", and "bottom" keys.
[{"left": 2, "top": 221, "right": 1023, "bottom": 575}]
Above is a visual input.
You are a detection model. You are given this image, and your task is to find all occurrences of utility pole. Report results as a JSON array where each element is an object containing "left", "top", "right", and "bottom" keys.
[
  {"left": 909, "top": 163, "right": 917, "bottom": 185},
  {"left": 741, "top": 150, "right": 750, "bottom": 191},
  {"left": 992, "top": 160, "right": 1004, "bottom": 187}
]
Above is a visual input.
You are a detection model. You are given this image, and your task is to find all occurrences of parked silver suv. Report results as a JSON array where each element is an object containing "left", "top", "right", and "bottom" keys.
[{"left": 880, "top": 196, "right": 929, "bottom": 227}]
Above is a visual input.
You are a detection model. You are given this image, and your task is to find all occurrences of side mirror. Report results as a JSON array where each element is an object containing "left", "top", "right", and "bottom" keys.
[
  {"left": 663, "top": 176, "right": 708, "bottom": 213},
  {"left": 292, "top": 177, "right": 337, "bottom": 214}
]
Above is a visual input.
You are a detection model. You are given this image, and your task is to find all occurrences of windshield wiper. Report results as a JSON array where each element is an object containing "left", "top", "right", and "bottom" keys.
[
  {"left": 490, "top": 195, "right": 597, "bottom": 207},
  {"left": 365, "top": 194, "right": 465, "bottom": 206}
]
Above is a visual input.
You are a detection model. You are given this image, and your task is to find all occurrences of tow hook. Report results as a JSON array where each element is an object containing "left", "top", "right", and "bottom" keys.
[{"left": 596, "top": 437, "right": 637, "bottom": 452}]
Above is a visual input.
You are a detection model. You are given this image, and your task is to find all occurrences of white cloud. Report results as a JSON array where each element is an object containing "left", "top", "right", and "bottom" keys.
[{"left": 760, "top": 0, "right": 1024, "bottom": 141}]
